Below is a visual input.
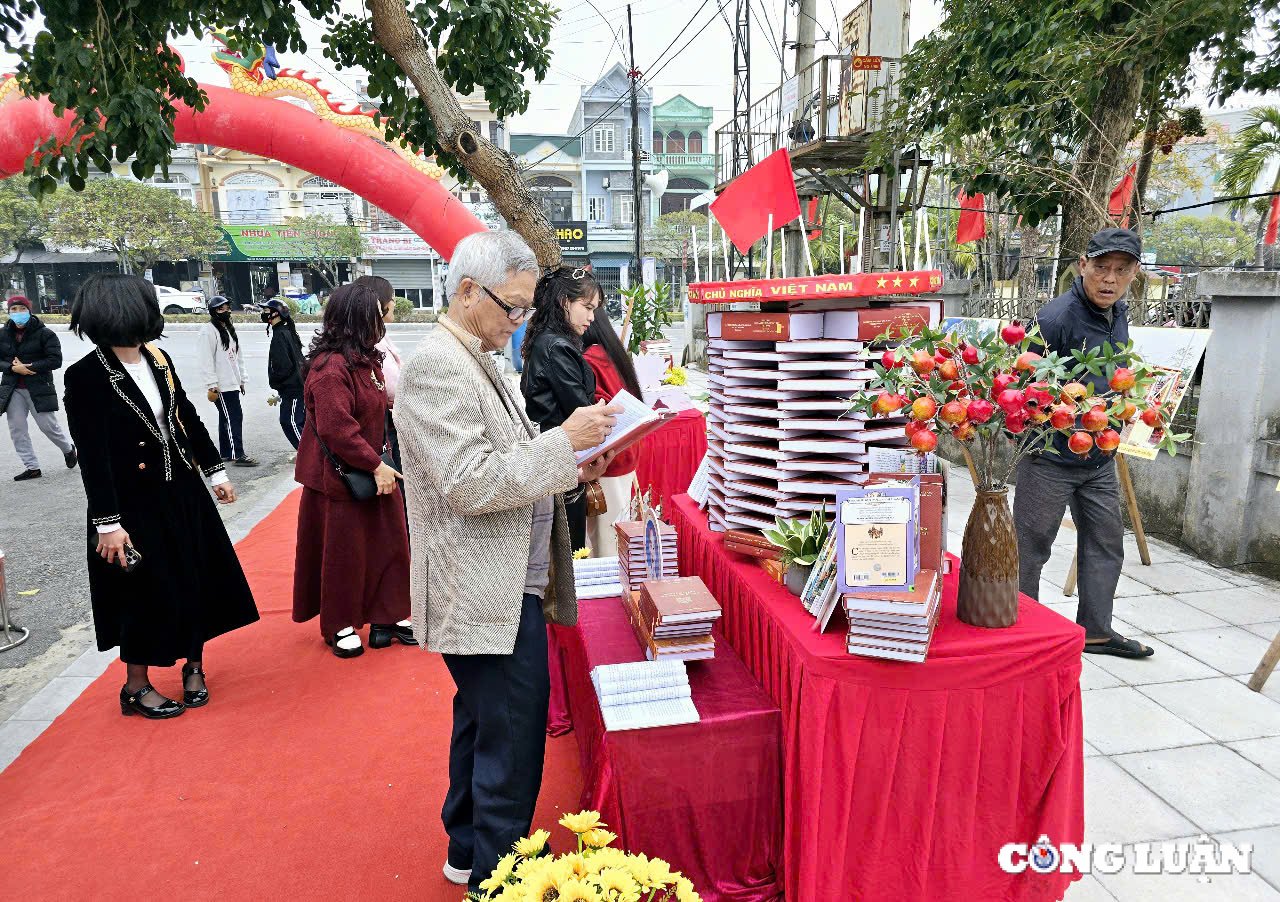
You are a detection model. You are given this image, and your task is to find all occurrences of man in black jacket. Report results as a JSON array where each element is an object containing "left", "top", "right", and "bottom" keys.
[
  {"left": 1, "top": 296, "right": 77, "bottom": 481},
  {"left": 1015, "top": 228, "right": 1153, "bottom": 659}
]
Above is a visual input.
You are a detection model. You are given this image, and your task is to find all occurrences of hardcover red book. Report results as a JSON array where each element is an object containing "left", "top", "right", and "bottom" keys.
[
  {"left": 719, "top": 311, "right": 824, "bottom": 341},
  {"left": 864, "top": 472, "right": 944, "bottom": 575},
  {"left": 856, "top": 306, "right": 931, "bottom": 342}
]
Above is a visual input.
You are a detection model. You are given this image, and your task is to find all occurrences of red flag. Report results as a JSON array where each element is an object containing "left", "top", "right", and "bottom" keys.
[
  {"left": 955, "top": 191, "right": 986, "bottom": 244},
  {"left": 1266, "top": 195, "right": 1280, "bottom": 246},
  {"left": 1109, "top": 164, "right": 1137, "bottom": 221},
  {"left": 710, "top": 148, "right": 802, "bottom": 254},
  {"left": 806, "top": 196, "right": 822, "bottom": 240}
]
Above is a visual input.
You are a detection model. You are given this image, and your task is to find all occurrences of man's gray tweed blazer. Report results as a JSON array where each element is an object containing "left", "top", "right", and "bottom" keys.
[{"left": 397, "top": 315, "right": 580, "bottom": 655}]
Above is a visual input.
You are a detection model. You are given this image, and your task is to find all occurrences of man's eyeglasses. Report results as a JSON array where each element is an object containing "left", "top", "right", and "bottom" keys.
[{"left": 478, "top": 284, "right": 536, "bottom": 323}]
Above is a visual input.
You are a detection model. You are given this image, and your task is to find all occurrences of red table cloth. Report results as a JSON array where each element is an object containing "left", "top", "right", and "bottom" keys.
[
  {"left": 669, "top": 494, "right": 1085, "bottom": 902},
  {"left": 553, "top": 596, "right": 785, "bottom": 902},
  {"left": 635, "top": 408, "right": 707, "bottom": 515}
]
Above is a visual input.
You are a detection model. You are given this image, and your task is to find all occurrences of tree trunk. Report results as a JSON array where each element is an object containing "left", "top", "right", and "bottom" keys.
[
  {"left": 1056, "top": 62, "right": 1145, "bottom": 280},
  {"left": 1017, "top": 221, "right": 1041, "bottom": 318},
  {"left": 1127, "top": 82, "right": 1162, "bottom": 234},
  {"left": 367, "top": 0, "right": 561, "bottom": 268}
]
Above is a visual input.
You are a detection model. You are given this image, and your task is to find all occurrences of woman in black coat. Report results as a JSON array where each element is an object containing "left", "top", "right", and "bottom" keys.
[
  {"left": 1, "top": 295, "right": 77, "bottom": 480},
  {"left": 63, "top": 275, "right": 259, "bottom": 720},
  {"left": 519, "top": 268, "right": 604, "bottom": 550},
  {"left": 263, "top": 299, "right": 306, "bottom": 449}
]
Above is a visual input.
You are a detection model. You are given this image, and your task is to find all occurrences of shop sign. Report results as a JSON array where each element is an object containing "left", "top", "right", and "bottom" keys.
[
  {"left": 851, "top": 55, "right": 883, "bottom": 71},
  {"left": 363, "top": 231, "right": 436, "bottom": 258},
  {"left": 555, "top": 220, "right": 589, "bottom": 254},
  {"left": 213, "top": 225, "right": 319, "bottom": 261}
]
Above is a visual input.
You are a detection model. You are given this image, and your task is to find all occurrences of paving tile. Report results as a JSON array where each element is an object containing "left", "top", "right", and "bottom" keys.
[
  {"left": 1127, "top": 562, "right": 1235, "bottom": 594},
  {"left": 60, "top": 647, "right": 117, "bottom": 678},
  {"left": 1234, "top": 674, "right": 1280, "bottom": 705},
  {"left": 1094, "top": 845, "right": 1280, "bottom": 902},
  {"left": 1112, "top": 594, "right": 1229, "bottom": 634},
  {"left": 1246, "top": 622, "right": 1280, "bottom": 641},
  {"left": 1229, "top": 737, "right": 1280, "bottom": 780},
  {"left": 1114, "top": 743, "right": 1280, "bottom": 833},
  {"left": 1175, "top": 587, "right": 1280, "bottom": 627},
  {"left": 8, "top": 676, "right": 95, "bottom": 722},
  {"left": 0, "top": 720, "right": 49, "bottom": 771},
  {"left": 1124, "top": 535, "right": 1190, "bottom": 564},
  {"left": 1083, "top": 756, "right": 1198, "bottom": 843},
  {"left": 1139, "top": 678, "right": 1280, "bottom": 742},
  {"left": 1084, "top": 740, "right": 1103, "bottom": 758},
  {"left": 1081, "top": 659, "right": 1124, "bottom": 691},
  {"left": 1114, "top": 574, "right": 1162, "bottom": 599},
  {"left": 1088, "top": 634, "right": 1220, "bottom": 685},
  {"left": 1218, "top": 826, "right": 1280, "bottom": 892},
  {"left": 1083, "top": 686, "right": 1212, "bottom": 755},
  {"left": 1161, "top": 627, "right": 1273, "bottom": 676},
  {"left": 1064, "top": 874, "right": 1118, "bottom": 901}
]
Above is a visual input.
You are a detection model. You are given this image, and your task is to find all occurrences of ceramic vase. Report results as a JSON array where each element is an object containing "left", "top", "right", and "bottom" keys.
[{"left": 957, "top": 488, "right": 1020, "bottom": 628}]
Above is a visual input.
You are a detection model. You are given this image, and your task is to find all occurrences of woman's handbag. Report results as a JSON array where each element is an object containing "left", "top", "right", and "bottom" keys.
[
  {"left": 306, "top": 418, "right": 395, "bottom": 502},
  {"left": 584, "top": 479, "right": 607, "bottom": 517}
]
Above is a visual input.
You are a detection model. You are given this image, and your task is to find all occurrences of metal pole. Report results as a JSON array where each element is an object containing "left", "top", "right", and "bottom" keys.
[
  {"left": 628, "top": 6, "right": 644, "bottom": 287},
  {"left": 0, "top": 548, "right": 32, "bottom": 652}
]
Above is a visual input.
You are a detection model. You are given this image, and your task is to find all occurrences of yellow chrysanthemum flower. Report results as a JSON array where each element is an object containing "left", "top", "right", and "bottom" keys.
[
  {"left": 573, "top": 547, "right": 591, "bottom": 560},
  {"left": 593, "top": 867, "right": 642, "bottom": 902},
  {"left": 513, "top": 828, "right": 551, "bottom": 859},
  {"left": 555, "top": 878, "right": 603, "bottom": 902},
  {"left": 478, "top": 853, "right": 519, "bottom": 894},
  {"left": 644, "top": 857, "right": 678, "bottom": 888},
  {"left": 588, "top": 848, "right": 629, "bottom": 872},
  {"left": 623, "top": 853, "right": 653, "bottom": 889},
  {"left": 581, "top": 828, "right": 618, "bottom": 849},
  {"left": 518, "top": 866, "right": 560, "bottom": 902},
  {"left": 673, "top": 875, "right": 702, "bottom": 902},
  {"left": 559, "top": 811, "right": 604, "bottom": 834},
  {"left": 557, "top": 852, "right": 591, "bottom": 880}
]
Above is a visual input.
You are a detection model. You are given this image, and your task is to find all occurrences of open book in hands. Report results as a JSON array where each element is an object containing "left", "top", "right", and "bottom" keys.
[{"left": 575, "top": 390, "right": 677, "bottom": 467}]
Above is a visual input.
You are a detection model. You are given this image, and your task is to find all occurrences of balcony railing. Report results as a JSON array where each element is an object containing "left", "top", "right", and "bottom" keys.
[
  {"left": 714, "top": 54, "right": 900, "bottom": 185},
  {"left": 654, "top": 152, "right": 715, "bottom": 169}
]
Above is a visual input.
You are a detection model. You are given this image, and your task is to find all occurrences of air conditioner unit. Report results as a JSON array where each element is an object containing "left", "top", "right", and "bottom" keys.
[{"left": 288, "top": 191, "right": 303, "bottom": 202}]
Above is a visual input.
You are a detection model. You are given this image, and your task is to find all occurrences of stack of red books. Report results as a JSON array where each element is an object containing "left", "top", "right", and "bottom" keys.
[
  {"left": 615, "top": 520, "right": 678, "bottom": 593},
  {"left": 843, "top": 569, "right": 942, "bottom": 663},
  {"left": 620, "top": 576, "right": 721, "bottom": 662}
]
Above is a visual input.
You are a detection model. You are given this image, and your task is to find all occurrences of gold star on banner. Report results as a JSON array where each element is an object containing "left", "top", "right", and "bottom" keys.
[
  {"left": 893, "top": 276, "right": 904, "bottom": 287},
  {"left": 909, "top": 276, "right": 919, "bottom": 287},
  {"left": 876, "top": 277, "right": 888, "bottom": 288}
]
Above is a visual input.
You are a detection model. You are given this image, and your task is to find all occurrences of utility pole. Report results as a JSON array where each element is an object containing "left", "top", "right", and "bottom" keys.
[
  {"left": 627, "top": 5, "right": 644, "bottom": 287},
  {"left": 785, "top": 0, "right": 819, "bottom": 278}
]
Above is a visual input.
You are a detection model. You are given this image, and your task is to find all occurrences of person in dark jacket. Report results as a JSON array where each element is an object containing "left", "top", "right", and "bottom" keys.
[
  {"left": 520, "top": 268, "right": 602, "bottom": 550},
  {"left": 2, "top": 295, "right": 77, "bottom": 480},
  {"left": 63, "top": 274, "right": 259, "bottom": 719},
  {"left": 263, "top": 299, "right": 306, "bottom": 449},
  {"left": 1016, "top": 227, "right": 1152, "bottom": 659}
]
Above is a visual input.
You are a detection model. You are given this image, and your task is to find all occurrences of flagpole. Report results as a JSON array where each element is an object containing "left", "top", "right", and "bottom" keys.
[
  {"left": 765, "top": 213, "right": 774, "bottom": 280},
  {"left": 856, "top": 207, "right": 864, "bottom": 274},
  {"left": 707, "top": 216, "right": 714, "bottom": 281},
  {"left": 839, "top": 223, "right": 845, "bottom": 275},
  {"left": 691, "top": 226, "right": 701, "bottom": 282},
  {"left": 780, "top": 226, "right": 788, "bottom": 279},
  {"left": 913, "top": 210, "right": 922, "bottom": 271},
  {"left": 797, "top": 216, "right": 815, "bottom": 277},
  {"left": 921, "top": 208, "right": 933, "bottom": 269},
  {"left": 898, "top": 220, "right": 907, "bottom": 270},
  {"left": 720, "top": 226, "right": 731, "bottom": 281}
]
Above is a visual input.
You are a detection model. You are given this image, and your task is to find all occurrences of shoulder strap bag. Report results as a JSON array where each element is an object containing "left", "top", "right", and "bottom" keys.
[{"left": 305, "top": 408, "right": 395, "bottom": 502}]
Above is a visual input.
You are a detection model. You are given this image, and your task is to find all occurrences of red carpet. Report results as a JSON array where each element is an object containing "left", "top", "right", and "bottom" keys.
[{"left": 0, "top": 489, "right": 584, "bottom": 901}]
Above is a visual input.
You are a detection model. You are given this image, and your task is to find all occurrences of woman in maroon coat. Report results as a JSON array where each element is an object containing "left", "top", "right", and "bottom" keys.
[{"left": 293, "top": 283, "right": 412, "bottom": 658}]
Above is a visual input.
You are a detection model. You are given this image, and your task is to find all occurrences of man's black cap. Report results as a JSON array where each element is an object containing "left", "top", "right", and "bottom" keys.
[{"left": 1086, "top": 227, "right": 1142, "bottom": 261}]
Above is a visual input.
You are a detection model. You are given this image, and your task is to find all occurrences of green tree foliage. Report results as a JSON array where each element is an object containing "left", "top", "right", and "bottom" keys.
[
  {"left": 284, "top": 215, "right": 365, "bottom": 290},
  {"left": 1146, "top": 215, "right": 1254, "bottom": 267},
  {"left": 879, "top": 0, "right": 1280, "bottom": 265},
  {"left": 1, "top": 1, "right": 561, "bottom": 262},
  {"left": 645, "top": 211, "right": 708, "bottom": 261},
  {"left": 45, "top": 178, "right": 224, "bottom": 273},
  {"left": 0, "top": 178, "right": 47, "bottom": 271}
]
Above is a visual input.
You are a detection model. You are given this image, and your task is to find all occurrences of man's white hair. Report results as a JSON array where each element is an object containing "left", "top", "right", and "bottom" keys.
[{"left": 445, "top": 230, "right": 539, "bottom": 302}]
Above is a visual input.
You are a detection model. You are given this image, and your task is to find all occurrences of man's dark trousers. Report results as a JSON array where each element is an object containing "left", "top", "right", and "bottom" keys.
[
  {"left": 441, "top": 592, "right": 550, "bottom": 894},
  {"left": 1014, "top": 456, "right": 1125, "bottom": 638}
]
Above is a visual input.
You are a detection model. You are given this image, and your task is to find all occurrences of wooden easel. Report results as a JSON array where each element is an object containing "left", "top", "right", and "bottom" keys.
[{"left": 1062, "top": 454, "right": 1150, "bottom": 596}]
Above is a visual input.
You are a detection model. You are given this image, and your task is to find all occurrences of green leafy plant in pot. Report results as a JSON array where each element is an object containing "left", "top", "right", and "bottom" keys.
[{"left": 764, "top": 511, "right": 830, "bottom": 596}]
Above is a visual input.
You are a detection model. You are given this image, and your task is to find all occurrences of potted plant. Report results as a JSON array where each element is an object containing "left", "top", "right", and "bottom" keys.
[
  {"left": 764, "top": 511, "right": 830, "bottom": 595},
  {"left": 851, "top": 322, "right": 1188, "bottom": 628}
]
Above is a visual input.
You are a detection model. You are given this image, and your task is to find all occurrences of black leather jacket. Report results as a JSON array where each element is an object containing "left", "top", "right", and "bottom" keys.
[{"left": 520, "top": 331, "right": 595, "bottom": 432}]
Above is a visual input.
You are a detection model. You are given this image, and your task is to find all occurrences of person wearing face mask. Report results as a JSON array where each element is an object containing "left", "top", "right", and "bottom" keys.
[
  {"left": 262, "top": 299, "right": 306, "bottom": 449},
  {"left": 196, "top": 297, "right": 257, "bottom": 467},
  {"left": 520, "top": 268, "right": 604, "bottom": 551},
  {"left": 1, "top": 295, "right": 77, "bottom": 481}
]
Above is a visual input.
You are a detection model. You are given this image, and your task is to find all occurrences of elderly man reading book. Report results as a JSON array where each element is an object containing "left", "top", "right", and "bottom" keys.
[{"left": 395, "top": 229, "right": 619, "bottom": 895}]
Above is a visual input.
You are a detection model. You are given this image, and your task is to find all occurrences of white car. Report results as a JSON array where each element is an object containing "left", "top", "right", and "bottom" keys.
[{"left": 155, "top": 285, "right": 208, "bottom": 316}]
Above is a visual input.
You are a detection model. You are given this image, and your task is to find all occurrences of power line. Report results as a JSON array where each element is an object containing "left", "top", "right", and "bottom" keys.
[{"left": 751, "top": 0, "right": 786, "bottom": 68}]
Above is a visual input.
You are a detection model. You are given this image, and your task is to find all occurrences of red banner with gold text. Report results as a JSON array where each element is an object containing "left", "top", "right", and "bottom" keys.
[{"left": 686, "top": 271, "right": 944, "bottom": 304}]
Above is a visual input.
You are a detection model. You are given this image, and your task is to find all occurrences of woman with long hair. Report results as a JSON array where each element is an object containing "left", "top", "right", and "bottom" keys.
[
  {"left": 351, "top": 275, "right": 405, "bottom": 480},
  {"left": 263, "top": 298, "right": 306, "bottom": 449},
  {"left": 520, "top": 268, "right": 601, "bottom": 550},
  {"left": 63, "top": 274, "right": 259, "bottom": 718},
  {"left": 196, "top": 296, "right": 257, "bottom": 466},
  {"left": 293, "top": 282, "right": 412, "bottom": 658},
  {"left": 582, "top": 304, "right": 643, "bottom": 553}
]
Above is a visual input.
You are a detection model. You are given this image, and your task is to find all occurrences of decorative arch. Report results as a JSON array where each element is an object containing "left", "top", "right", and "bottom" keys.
[
  {"left": 687, "top": 131, "right": 703, "bottom": 154},
  {"left": 0, "top": 75, "right": 484, "bottom": 259},
  {"left": 527, "top": 174, "right": 573, "bottom": 189},
  {"left": 223, "top": 170, "right": 283, "bottom": 187},
  {"left": 667, "top": 129, "right": 686, "bottom": 153},
  {"left": 653, "top": 129, "right": 665, "bottom": 153},
  {"left": 668, "top": 177, "right": 709, "bottom": 191}
]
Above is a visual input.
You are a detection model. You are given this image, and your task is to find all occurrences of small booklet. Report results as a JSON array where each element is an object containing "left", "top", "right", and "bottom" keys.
[{"left": 575, "top": 390, "right": 676, "bottom": 466}]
